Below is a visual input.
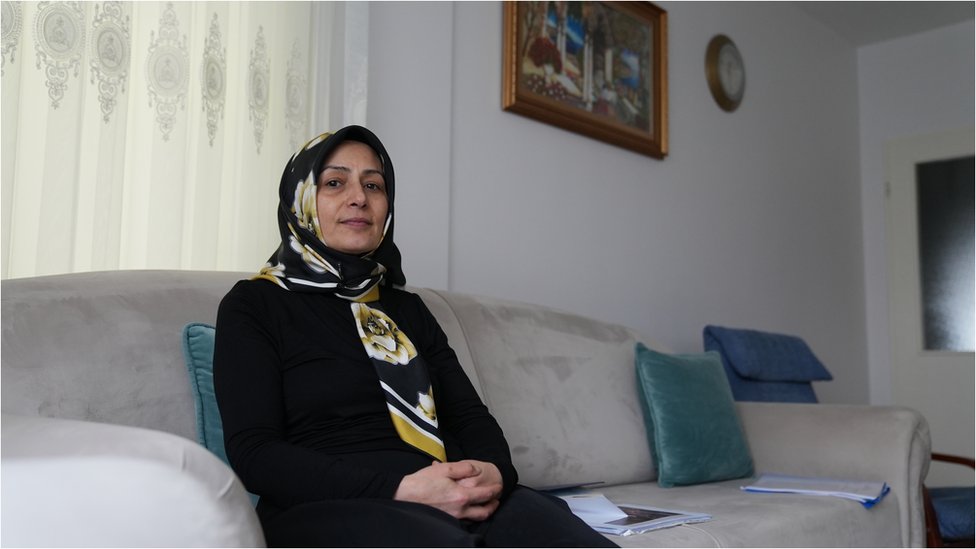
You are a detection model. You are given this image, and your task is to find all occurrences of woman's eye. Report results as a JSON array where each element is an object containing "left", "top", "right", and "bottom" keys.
[
  {"left": 322, "top": 179, "right": 341, "bottom": 188},
  {"left": 364, "top": 182, "right": 385, "bottom": 192}
]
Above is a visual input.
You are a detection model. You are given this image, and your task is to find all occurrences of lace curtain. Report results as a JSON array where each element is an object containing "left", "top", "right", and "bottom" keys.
[{"left": 1, "top": 1, "right": 363, "bottom": 279}]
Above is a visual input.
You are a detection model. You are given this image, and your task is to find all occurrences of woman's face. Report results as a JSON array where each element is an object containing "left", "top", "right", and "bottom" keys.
[{"left": 316, "top": 141, "right": 389, "bottom": 255}]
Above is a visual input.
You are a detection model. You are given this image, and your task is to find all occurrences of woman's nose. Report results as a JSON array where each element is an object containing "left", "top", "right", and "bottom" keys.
[{"left": 346, "top": 179, "right": 367, "bottom": 206}]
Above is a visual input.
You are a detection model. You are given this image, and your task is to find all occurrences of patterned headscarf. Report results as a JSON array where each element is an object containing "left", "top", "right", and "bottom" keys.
[
  {"left": 254, "top": 126, "right": 446, "bottom": 462},
  {"left": 255, "top": 125, "right": 405, "bottom": 301}
]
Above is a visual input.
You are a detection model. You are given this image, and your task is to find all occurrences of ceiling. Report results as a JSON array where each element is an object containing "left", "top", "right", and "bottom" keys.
[{"left": 791, "top": 1, "right": 974, "bottom": 47}]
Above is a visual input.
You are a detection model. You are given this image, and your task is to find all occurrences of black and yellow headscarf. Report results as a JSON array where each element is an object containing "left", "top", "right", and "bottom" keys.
[
  {"left": 256, "top": 125, "right": 447, "bottom": 462},
  {"left": 256, "top": 125, "right": 405, "bottom": 299}
]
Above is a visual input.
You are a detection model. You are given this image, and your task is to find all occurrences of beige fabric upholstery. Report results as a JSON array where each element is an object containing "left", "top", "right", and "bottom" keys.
[
  {"left": 1, "top": 271, "right": 931, "bottom": 547},
  {"left": 426, "top": 288, "right": 655, "bottom": 490},
  {"left": 1, "top": 414, "right": 264, "bottom": 547},
  {"left": 424, "top": 287, "right": 930, "bottom": 547},
  {"left": 737, "top": 401, "right": 931, "bottom": 546},
  {"left": 1, "top": 270, "right": 246, "bottom": 439}
]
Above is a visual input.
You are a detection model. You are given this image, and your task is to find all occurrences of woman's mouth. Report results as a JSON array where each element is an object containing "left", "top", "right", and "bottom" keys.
[{"left": 341, "top": 218, "right": 372, "bottom": 228}]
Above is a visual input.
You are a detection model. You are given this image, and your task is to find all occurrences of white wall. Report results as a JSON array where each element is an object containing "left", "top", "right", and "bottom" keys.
[
  {"left": 367, "top": 2, "right": 454, "bottom": 290},
  {"left": 370, "top": 1, "right": 868, "bottom": 403},
  {"left": 857, "top": 21, "right": 975, "bottom": 484},
  {"left": 857, "top": 20, "right": 975, "bottom": 405}
]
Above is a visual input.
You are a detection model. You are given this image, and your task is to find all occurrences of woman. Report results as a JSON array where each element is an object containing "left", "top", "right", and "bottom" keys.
[{"left": 213, "top": 125, "right": 616, "bottom": 547}]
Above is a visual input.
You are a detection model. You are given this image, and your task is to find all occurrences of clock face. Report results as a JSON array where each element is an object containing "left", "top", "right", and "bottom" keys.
[
  {"left": 718, "top": 43, "right": 744, "bottom": 101},
  {"left": 705, "top": 35, "right": 745, "bottom": 111}
]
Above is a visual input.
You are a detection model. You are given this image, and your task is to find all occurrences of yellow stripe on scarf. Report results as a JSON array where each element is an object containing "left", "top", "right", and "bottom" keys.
[
  {"left": 389, "top": 409, "right": 447, "bottom": 462},
  {"left": 355, "top": 285, "right": 381, "bottom": 303}
]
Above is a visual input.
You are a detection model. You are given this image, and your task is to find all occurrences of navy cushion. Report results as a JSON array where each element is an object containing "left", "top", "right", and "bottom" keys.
[
  {"left": 704, "top": 325, "right": 832, "bottom": 403},
  {"left": 930, "top": 486, "right": 975, "bottom": 541}
]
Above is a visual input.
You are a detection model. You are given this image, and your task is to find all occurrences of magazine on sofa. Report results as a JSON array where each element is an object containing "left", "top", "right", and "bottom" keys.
[{"left": 556, "top": 493, "right": 712, "bottom": 536}]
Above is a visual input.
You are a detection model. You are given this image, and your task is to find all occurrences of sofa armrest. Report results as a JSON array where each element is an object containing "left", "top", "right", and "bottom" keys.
[
  {"left": 736, "top": 402, "right": 931, "bottom": 547},
  {"left": 1, "top": 414, "right": 265, "bottom": 548}
]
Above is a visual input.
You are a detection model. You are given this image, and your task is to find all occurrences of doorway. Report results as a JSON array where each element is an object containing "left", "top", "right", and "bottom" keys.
[{"left": 885, "top": 127, "right": 975, "bottom": 486}]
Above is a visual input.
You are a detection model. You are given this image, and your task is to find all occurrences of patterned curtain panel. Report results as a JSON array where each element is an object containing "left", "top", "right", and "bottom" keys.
[{"left": 0, "top": 1, "right": 352, "bottom": 278}]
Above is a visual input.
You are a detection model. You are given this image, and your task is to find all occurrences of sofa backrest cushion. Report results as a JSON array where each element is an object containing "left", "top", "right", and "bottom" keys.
[
  {"left": 1, "top": 270, "right": 249, "bottom": 440},
  {"left": 426, "top": 289, "right": 656, "bottom": 489},
  {"left": 2, "top": 271, "right": 657, "bottom": 490},
  {"left": 410, "top": 287, "right": 485, "bottom": 400}
]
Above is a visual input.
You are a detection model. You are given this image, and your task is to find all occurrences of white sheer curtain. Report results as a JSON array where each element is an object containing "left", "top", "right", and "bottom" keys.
[{"left": 1, "top": 1, "right": 365, "bottom": 279}]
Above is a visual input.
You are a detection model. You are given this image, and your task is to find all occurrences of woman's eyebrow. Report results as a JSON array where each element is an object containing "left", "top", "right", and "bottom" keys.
[
  {"left": 321, "top": 165, "right": 384, "bottom": 178},
  {"left": 321, "top": 164, "right": 350, "bottom": 173}
]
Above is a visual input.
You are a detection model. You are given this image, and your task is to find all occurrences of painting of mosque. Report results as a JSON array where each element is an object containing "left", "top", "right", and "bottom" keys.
[{"left": 503, "top": 1, "right": 668, "bottom": 159}]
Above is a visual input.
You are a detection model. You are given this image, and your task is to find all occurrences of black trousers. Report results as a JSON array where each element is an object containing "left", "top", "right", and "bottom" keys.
[{"left": 258, "top": 486, "right": 619, "bottom": 547}]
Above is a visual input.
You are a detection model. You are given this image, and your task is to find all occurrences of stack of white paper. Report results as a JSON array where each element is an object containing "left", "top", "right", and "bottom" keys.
[
  {"left": 557, "top": 493, "right": 712, "bottom": 537},
  {"left": 560, "top": 493, "right": 629, "bottom": 523},
  {"left": 741, "top": 474, "right": 890, "bottom": 508}
]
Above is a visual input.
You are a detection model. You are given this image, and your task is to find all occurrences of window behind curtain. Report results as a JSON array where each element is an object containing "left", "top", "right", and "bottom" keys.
[{"left": 1, "top": 1, "right": 355, "bottom": 279}]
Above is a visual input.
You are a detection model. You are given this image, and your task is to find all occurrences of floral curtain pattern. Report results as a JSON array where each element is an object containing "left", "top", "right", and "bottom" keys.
[
  {"left": 89, "top": 1, "right": 130, "bottom": 122},
  {"left": 145, "top": 2, "right": 188, "bottom": 141},
  {"left": 33, "top": 1, "right": 85, "bottom": 108},
  {"left": 1, "top": 1, "right": 23, "bottom": 75},
  {"left": 1, "top": 1, "right": 347, "bottom": 279},
  {"left": 201, "top": 13, "right": 225, "bottom": 146}
]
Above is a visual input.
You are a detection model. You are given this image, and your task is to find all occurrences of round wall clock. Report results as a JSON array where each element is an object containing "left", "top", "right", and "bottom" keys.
[{"left": 705, "top": 34, "right": 745, "bottom": 112}]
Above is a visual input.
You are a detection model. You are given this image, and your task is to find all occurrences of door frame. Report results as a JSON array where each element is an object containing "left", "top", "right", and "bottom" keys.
[{"left": 884, "top": 127, "right": 974, "bottom": 485}]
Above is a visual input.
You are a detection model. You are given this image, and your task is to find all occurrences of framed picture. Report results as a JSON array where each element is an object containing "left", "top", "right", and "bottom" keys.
[{"left": 502, "top": 1, "right": 668, "bottom": 159}]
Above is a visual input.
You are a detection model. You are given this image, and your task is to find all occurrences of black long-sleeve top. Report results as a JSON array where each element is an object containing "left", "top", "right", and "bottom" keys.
[{"left": 213, "top": 279, "right": 518, "bottom": 509}]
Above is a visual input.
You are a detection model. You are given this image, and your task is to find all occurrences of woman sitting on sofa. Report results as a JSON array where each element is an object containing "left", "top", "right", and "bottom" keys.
[{"left": 213, "top": 125, "right": 615, "bottom": 547}]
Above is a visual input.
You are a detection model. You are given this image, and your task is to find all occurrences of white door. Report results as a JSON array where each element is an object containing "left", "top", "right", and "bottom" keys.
[{"left": 885, "top": 128, "right": 974, "bottom": 486}]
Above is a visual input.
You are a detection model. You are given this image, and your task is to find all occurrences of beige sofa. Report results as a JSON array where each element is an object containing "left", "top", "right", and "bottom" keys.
[{"left": 1, "top": 270, "right": 930, "bottom": 547}]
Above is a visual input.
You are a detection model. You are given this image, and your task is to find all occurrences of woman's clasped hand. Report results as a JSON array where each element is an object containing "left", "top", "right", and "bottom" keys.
[{"left": 395, "top": 460, "right": 504, "bottom": 521}]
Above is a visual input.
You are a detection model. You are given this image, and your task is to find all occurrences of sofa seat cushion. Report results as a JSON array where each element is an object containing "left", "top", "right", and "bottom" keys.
[{"left": 597, "top": 480, "right": 903, "bottom": 547}]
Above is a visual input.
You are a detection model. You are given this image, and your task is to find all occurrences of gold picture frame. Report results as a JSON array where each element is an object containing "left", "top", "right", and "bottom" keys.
[{"left": 503, "top": 1, "right": 668, "bottom": 159}]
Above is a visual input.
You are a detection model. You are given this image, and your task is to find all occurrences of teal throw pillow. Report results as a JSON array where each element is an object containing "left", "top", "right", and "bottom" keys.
[
  {"left": 182, "top": 323, "right": 230, "bottom": 464},
  {"left": 183, "top": 323, "right": 259, "bottom": 506},
  {"left": 635, "top": 342, "right": 754, "bottom": 487}
]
